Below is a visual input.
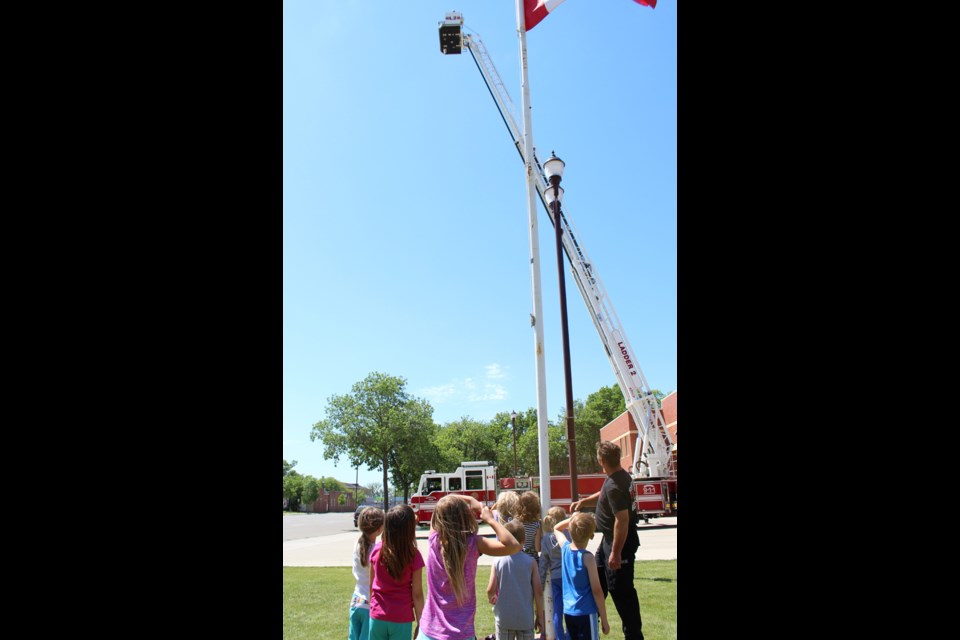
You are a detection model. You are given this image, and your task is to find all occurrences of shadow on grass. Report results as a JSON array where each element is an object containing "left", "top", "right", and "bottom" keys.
[{"left": 640, "top": 577, "right": 675, "bottom": 582}]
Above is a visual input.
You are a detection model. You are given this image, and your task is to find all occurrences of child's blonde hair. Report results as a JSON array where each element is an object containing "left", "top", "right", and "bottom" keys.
[
  {"left": 517, "top": 491, "right": 542, "bottom": 523},
  {"left": 494, "top": 491, "right": 520, "bottom": 521},
  {"left": 430, "top": 495, "right": 479, "bottom": 605},
  {"left": 542, "top": 514, "right": 556, "bottom": 533},
  {"left": 568, "top": 512, "right": 596, "bottom": 547},
  {"left": 357, "top": 506, "right": 384, "bottom": 568},
  {"left": 547, "top": 506, "right": 567, "bottom": 530},
  {"left": 543, "top": 506, "right": 569, "bottom": 532}
]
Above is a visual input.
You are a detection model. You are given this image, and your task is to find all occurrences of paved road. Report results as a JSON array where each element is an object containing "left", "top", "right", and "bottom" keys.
[
  {"left": 283, "top": 511, "right": 359, "bottom": 541},
  {"left": 283, "top": 512, "right": 676, "bottom": 567}
]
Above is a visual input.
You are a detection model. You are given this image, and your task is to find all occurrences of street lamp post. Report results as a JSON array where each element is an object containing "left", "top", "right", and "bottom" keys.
[
  {"left": 544, "top": 151, "right": 579, "bottom": 502},
  {"left": 511, "top": 410, "right": 518, "bottom": 477}
]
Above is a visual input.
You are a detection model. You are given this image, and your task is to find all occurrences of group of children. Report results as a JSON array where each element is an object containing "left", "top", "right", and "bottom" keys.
[{"left": 349, "top": 491, "right": 608, "bottom": 640}]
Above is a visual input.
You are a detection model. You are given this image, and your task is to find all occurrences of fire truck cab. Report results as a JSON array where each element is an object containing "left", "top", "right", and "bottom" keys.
[{"left": 410, "top": 461, "right": 498, "bottom": 525}]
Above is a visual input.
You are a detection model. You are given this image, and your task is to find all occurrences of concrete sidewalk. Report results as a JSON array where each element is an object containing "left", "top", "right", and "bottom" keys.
[{"left": 283, "top": 518, "right": 676, "bottom": 567}]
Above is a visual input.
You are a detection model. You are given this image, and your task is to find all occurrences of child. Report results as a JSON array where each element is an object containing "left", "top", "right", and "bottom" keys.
[
  {"left": 554, "top": 513, "right": 610, "bottom": 640},
  {"left": 369, "top": 504, "right": 425, "bottom": 640},
  {"left": 350, "top": 506, "right": 385, "bottom": 640},
  {"left": 517, "top": 491, "right": 543, "bottom": 561},
  {"left": 493, "top": 490, "right": 521, "bottom": 525},
  {"left": 538, "top": 507, "right": 570, "bottom": 640},
  {"left": 418, "top": 494, "right": 521, "bottom": 640},
  {"left": 486, "top": 520, "right": 545, "bottom": 640}
]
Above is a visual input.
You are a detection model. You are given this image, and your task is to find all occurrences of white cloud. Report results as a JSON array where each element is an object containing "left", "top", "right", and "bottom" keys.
[
  {"left": 420, "top": 383, "right": 456, "bottom": 404},
  {"left": 484, "top": 383, "right": 507, "bottom": 400},
  {"left": 485, "top": 363, "right": 506, "bottom": 379},
  {"left": 419, "top": 366, "right": 511, "bottom": 410}
]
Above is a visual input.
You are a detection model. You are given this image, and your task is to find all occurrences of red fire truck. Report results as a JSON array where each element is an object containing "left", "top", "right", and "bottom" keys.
[
  {"left": 409, "top": 461, "right": 499, "bottom": 525},
  {"left": 410, "top": 462, "right": 674, "bottom": 526}
]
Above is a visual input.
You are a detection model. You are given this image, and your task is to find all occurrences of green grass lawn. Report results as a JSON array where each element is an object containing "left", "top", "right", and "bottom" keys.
[{"left": 284, "top": 561, "right": 676, "bottom": 640}]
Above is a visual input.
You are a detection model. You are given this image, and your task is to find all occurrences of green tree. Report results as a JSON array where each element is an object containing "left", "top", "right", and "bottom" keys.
[
  {"left": 435, "top": 417, "right": 499, "bottom": 472},
  {"left": 506, "top": 409, "right": 569, "bottom": 476},
  {"left": 283, "top": 473, "right": 304, "bottom": 511},
  {"left": 390, "top": 400, "right": 439, "bottom": 504},
  {"left": 318, "top": 476, "right": 346, "bottom": 492},
  {"left": 311, "top": 373, "right": 434, "bottom": 511},
  {"left": 300, "top": 475, "right": 321, "bottom": 507},
  {"left": 283, "top": 459, "right": 299, "bottom": 509},
  {"left": 561, "top": 385, "right": 628, "bottom": 474},
  {"left": 389, "top": 397, "right": 438, "bottom": 504}
]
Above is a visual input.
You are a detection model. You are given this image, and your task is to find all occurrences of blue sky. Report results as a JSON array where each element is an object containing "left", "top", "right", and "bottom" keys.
[{"left": 283, "top": 0, "right": 676, "bottom": 488}]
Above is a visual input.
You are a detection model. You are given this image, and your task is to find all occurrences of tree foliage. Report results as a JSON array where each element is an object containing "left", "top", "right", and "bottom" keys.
[
  {"left": 300, "top": 476, "right": 321, "bottom": 505},
  {"left": 434, "top": 417, "right": 500, "bottom": 472},
  {"left": 283, "top": 474, "right": 304, "bottom": 511},
  {"left": 561, "top": 385, "right": 628, "bottom": 474},
  {"left": 301, "top": 374, "right": 657, "bottom": 509},
  {"left": 318, "top": 476, "right": 346, "bottom": 492},
  {"left": 389, "top": 397, "right": 439, "bottom": 503},
  {"left": 310, "top": 372, "right": 435, "bottom": 511}
]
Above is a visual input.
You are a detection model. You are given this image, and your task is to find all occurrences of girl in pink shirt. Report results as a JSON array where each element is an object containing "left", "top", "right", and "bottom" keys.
[
  {"left": 369, "top": 504, "right": 425, "bottom": 640},
  {"left": 418, "top": 494, "right": 521, "bottom": 640}
]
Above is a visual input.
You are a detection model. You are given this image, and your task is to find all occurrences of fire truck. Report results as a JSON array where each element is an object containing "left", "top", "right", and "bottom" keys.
[
  {"left": 428, "top": 12, "right": 677, "bottom": 522},
  {"left": 410, "top": 461, "right": 673, "bottom": 526},
  {"left": 409, "top": 461, "right": 499, "bottom": 525}
]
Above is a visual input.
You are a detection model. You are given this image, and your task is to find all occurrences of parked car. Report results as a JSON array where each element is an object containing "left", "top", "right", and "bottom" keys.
[{"left": 354, "top": 505, "right": 367, "bottom": 528}]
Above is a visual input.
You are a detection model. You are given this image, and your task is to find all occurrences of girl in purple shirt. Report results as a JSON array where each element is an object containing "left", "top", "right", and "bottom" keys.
[{"left": 418, "top": 494, "right": 521, "bottom": 640}]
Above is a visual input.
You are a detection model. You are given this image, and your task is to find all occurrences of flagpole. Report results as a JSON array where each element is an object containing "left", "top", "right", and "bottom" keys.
[{"left": 515, "top": 0, "right": 551, "bottom": 517}]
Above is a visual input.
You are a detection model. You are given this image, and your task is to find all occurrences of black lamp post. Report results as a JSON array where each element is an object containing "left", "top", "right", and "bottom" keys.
[
  {"left": 511, "top": 410, "right": 518, "bottom": 477},
  {"left": 543, "top": 151, "right": 578, "bottom": 502}
]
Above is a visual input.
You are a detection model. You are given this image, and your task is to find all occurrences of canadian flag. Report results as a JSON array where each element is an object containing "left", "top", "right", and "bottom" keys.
[{"left": 525, "top": 0, "right": 656, "bottom": 32}]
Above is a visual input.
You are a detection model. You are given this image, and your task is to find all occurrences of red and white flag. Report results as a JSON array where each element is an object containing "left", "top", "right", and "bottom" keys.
[{"left": 525, "top": 0, "right": 656, "bottom": 32}]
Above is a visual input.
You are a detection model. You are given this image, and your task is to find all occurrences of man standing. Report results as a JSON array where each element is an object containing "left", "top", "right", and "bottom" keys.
[{"left": 570, "top": 441, "right": 643, "bottom": 640}]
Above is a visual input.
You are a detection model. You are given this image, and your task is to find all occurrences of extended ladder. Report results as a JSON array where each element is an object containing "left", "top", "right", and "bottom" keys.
[{"left": 461, "top": 30, "right": 675, "bottom": 479}]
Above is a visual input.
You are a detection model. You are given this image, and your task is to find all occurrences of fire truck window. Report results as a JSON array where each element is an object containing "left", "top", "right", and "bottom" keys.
[
  {"left": 465, "top": 471, "right": 483, "bottom": 491},
  {"left": 425, "top": 478, "right": 442, "bottom": 494},
  {"left": 448, "top": 478, "right": 461, "bottom": 491}
]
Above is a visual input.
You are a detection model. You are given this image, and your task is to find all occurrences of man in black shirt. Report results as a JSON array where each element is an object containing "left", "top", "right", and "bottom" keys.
[{"left": 570, "top": 441, "right": 643, "bottom": 640}]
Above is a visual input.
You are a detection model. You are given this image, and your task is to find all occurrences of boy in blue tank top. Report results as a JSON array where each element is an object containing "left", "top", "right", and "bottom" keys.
[{"left": 555, "top": 513, "right": 610, "bottom": 640}]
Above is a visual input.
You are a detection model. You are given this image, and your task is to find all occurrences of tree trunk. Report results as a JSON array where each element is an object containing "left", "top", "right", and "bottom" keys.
[{"left": 382, "top": 460, "right": 389, "bottom": 511}]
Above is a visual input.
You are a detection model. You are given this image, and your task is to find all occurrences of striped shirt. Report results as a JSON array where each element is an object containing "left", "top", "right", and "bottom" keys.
[{"left": 521, "top": 519, "right": 541, "bottom": 560}]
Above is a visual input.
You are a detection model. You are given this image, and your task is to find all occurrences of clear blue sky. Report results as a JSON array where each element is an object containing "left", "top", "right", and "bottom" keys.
[{"left": 283, "top": 0, "right": 676, "bottom": 488}]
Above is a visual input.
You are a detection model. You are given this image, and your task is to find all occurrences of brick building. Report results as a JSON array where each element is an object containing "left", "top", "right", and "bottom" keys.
[{"left": 304, "top": 485, "right": 357, "bottom": 513}]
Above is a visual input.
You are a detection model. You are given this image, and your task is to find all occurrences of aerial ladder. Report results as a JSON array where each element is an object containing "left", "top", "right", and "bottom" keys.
[{"left": 439, "top": 12, "right": 675, "bottom": 481}]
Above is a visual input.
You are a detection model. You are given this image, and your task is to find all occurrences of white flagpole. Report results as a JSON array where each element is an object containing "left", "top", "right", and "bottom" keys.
[{"left": 515, "top": 0, "right": 551, "bottom": 518}]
